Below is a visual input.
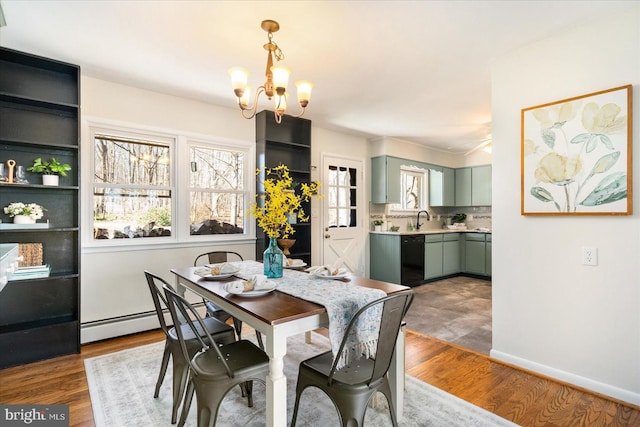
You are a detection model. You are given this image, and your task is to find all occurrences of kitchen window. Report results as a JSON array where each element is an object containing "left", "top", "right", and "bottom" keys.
[{"left": 391, "top": 166, "right": 429, "bottom": 211}]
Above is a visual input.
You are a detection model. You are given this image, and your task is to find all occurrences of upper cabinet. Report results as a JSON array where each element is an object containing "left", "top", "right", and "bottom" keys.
[
  {"left": 372, "top": 154, "right": 491, "bottom": 207},
  {"left": 455, "top": 165, "right": 492, "bottom": 207},
  {"left": 429, "top": 167, "right": 455, "bottom": 207},
  {"left": 371, "top": 155, "right": 402, "bottom": 204}
]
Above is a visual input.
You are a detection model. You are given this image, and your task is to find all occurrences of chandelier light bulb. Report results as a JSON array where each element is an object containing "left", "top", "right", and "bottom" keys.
[
  {"left": 239, "top": 86, "right": 252, "bottom": 108},
  {"left": 228, "top": 67, "right": 249, "bottom": 98},
  {"left": 295, "top": 80, "right": 313, "bottom": 107},
  {"left": 274, "top": 94, "right": 287, "bottom": 115},
  {"left": 271, "top": 65, "right": 290, "bottom": 94}
]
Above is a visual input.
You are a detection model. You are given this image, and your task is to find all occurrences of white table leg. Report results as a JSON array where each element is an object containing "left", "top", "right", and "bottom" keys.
[
  {"left": 389, "top": 324, "right": 406, "bottom": 421},
  {"left": 266, "top": 329, "right": 288, "bottom": 427}
]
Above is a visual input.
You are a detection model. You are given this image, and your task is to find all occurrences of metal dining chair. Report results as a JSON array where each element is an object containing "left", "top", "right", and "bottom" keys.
[
  {"left": 162, "top": 283, "right": 270, "bottom": 427},
  {"left": 144, "top": 270, "right": 236, "bottom": 424},
  {"left": 193, "top": 251, "right": 264, "bottom": 349},
  {"left": 290, "top": 289, "right": 415, "bottom": 427},
  {"left": 193, "top": 251, "right": 243, "bottom": 336}
]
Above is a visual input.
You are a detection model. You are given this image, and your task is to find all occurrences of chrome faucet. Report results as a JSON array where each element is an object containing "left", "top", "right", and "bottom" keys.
[{"left": 416, "top": 210, "right": 430, "bottom": 230}]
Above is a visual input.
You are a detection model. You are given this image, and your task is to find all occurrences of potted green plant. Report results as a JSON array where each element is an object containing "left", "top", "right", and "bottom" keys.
[
  {"left": 27, "top": 157, "right": 72, "bottom": 186},
  {"left": 373, "top": 219, "right": 384, "bottom": 231},
  {"left": 451, "top": 213, "right": 467, "bottom": 224}
]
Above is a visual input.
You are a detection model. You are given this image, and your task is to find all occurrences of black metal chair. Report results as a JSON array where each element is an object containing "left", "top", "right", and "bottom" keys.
[
  {"left": 144, "top": 270, "right": 236, "bottom": 424},
  {"left": 290, "top": 290, "right": 414, "bottom": 427},
  {"left": 163, "top": 283, "right": 270, "bottom": 427},
  {"left": 194, "top": 251, "right": 243, "bottom": 336},
  {"left": 194, "top": 251, "right": 263, "bottom": 349}
]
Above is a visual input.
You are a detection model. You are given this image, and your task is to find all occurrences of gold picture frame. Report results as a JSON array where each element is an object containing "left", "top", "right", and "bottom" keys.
[{"left": 521, "top": 85, "right": 632, "bottom": 216}]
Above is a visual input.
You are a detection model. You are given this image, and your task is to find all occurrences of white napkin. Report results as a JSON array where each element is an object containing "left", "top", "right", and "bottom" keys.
[
  {"left": 205, "top": 262, "right": 239, "bottom": 274},
  {"left": 223, "top": 282, "right": 245, "bottom": 294},
  {"left": 194, "top": 267, "right": 210, "bottom": 276},
  {"left": 305, "top": 265, "right": 348, "bottom": 277},
  {"left": 224, "top": 274, "right": 274, "bottom": 294}
]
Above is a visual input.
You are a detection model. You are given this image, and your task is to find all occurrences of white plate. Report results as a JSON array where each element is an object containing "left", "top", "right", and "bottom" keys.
[
  {"left": 312, "top": 273, "right": 349, "bottom": 280},
  {"left": 284, "top": 261, "right": 307, "bottom": 269},
  {"left": 234, "top": 286, "right": 278, "bottom": 297}
]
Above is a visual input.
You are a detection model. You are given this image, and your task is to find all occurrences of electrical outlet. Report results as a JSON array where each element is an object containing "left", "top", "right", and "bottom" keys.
[{"left": 582, "top": 246, "right": 598, "bottom": 266}]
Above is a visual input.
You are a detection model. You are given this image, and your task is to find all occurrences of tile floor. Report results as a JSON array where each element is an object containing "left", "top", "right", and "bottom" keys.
[{"left": 403, "top": 276, "right": 492, "bottom": 354}]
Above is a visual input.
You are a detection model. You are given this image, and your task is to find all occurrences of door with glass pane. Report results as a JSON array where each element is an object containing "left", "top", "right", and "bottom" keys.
[{"left": 322, "top": 156, "right": 364, "bottom": 276}]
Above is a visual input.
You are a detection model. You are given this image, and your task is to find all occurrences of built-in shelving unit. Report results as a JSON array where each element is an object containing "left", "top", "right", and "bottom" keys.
[
  {"left": 255, "top": 110, "right": 312, "bottom": 265},
  {"left": 0, "top": 47, "right": 80, "bottom": 368}
]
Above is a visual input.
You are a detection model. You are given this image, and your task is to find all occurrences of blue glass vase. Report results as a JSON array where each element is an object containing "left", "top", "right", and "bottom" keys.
[{"left": 263, "top": 237, "right": 283, "bottom": 278}]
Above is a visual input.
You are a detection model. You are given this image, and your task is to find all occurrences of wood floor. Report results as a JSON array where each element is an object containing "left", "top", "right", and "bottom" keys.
[{"left": 1, "top": 329, "right": 638, "bottom": 427}]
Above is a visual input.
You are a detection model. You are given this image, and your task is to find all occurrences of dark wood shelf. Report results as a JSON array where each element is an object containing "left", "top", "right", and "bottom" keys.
[
  {"left": 0, "top": 46, "right": 81, "bottom": 368},
  {"left": 255, "top": 111, "right": 312, "bottom": 262}
]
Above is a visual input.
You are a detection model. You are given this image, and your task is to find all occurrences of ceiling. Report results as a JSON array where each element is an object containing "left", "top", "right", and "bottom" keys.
[{"left": 0, "top": 0, "right": 635, "bottom": 153}]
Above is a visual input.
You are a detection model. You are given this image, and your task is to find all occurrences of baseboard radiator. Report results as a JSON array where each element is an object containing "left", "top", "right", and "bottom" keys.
[{"left": 81, "top": 304, "right": 207, "bottom": 344}]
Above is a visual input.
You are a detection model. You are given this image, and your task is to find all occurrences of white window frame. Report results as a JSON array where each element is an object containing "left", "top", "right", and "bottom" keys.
[
  {"left": 83, "top": 118, "right": 255, "bottom": 250},
  {"left": 389, "top": 165, "right": 429, "bottom": 213},
  {"left": 183, "top": 137, "right": 254, "bottom": 243}
]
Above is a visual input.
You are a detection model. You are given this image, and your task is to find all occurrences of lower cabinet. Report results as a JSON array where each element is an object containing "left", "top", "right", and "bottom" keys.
[
  {"left": 371, "top": 232, "right": 490, "bottom": 284},
  {"left": 463, "top": 233, "right": 489, "bottom": 276},
  {"left": 443, "top": 234, "right": 461, "bottom": 275},
  {"left": 424, "top": 235, "right": 444, "bottom": 280}
]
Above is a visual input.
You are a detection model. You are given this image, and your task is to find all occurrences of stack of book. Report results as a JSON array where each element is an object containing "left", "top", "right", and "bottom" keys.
[{"left": 9, "top": 264, "right": 51, "bottom": 280}]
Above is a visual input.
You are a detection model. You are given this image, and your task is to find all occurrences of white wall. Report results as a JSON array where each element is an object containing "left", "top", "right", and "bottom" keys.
[
  {"left": 491, "top": 6, "right": 640, "bottom": 405},
  {"left": 80, "top": 77, "right": 257, "bottom": 341}
]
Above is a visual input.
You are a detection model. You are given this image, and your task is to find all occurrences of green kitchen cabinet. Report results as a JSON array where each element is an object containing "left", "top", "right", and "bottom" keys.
[
  {"left": 472, "top": 165, "right": 492, "bottom": 206},
  {"left": 370, "top": 233, "right": 401, "bottom": 283},
  {"left": 455, "top": 165, "right": 492, "bottom": 207},
  {"left": 430, "top": 167, "right": 455, "bottom": 207},
  {"left": 486, "top": 234, "right": 492, "bottom": 276},
  {"left": 424, "top": 234, "right": 444, "bottom": 280},
  {"left": 455, "top": 167, "right": 472, "bottom": 206},
  {"left": 464, "top": 233, "right": 487, "bottom": 275},
  {"left": 371, "top": 155, "right": 403, "bottom": 204},
  {"left": 443, "top": 233, "right": 461, "bottom": 275}
]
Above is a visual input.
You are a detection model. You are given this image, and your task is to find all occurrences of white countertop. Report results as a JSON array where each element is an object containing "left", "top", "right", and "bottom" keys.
[{"left": 371, "top": 228, "right": 491, "bottom": 235}]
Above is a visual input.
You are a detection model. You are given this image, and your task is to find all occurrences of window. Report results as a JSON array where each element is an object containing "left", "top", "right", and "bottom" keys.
[
  {"left": 189, "top": 144, "right": 247, "bottom": 235},
  {"left": 327, "top": 165, "right": 357, "bottom": 227},
  {"left": 92, "top": 132, "right": 174, "bottom": 240},
  {"left": 391, "top": 166, "right": 428, "bottom": 211}
]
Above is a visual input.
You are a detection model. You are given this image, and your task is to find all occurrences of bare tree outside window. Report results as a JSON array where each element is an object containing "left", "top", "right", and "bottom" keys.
[
  {"left": 189, "top": 145, "right": 246, "bottom": 235},
  {"left": 93, "top": 135, "right": 172, "bottom": 239}
]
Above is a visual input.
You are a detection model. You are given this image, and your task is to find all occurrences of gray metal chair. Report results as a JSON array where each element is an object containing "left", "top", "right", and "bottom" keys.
[
  {"left": 290, "top": 290, "right": 414, "bottom": 427},
  {"left": 144, "top": 271, "right": 236, "bottom": 424},
  {"left": 194, "top": 251, "right": 243, "bottom": 337},
  {"left": 163, "top": 283, "right": 270, "bottom": 427},
  {"left": 194, "top": 251, "right": 263, "bottom": 349}
]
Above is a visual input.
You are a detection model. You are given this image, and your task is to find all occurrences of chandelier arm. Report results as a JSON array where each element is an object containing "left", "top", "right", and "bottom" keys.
[{"left": 238, "top": 86, "right": 266, "bottom": 120}]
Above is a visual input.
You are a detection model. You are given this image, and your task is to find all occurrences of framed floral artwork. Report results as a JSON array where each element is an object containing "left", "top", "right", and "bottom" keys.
[{"left": 521, "top": 85, "right": 632, "bottom": 215}]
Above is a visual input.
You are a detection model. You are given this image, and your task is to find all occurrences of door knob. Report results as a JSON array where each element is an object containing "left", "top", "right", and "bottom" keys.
[{"left": 324, "top": 234, "right": 331, "bottom": 239}]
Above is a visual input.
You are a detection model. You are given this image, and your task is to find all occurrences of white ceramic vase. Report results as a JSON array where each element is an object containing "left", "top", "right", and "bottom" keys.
[
  {"left": 14, "top": 215, "right": 35, "bottom": 224},
  {"left": 42, "top": 174, "right": 59, "bottom": 186}
]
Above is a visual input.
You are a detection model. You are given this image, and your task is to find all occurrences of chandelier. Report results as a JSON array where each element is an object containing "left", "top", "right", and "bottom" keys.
[{"left": 229, "top": 20, "right": 313, "bottom": 123}]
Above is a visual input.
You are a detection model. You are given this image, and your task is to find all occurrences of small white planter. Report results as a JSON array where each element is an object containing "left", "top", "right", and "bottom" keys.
[
  {"left": 42, "top": 174, "right": 59, "bottom": 186},
  {"left": 14, "top": 215, "right": 35, "bottom": 224}
]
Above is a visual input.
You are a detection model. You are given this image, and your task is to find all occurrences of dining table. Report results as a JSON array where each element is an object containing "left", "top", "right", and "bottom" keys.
[{"left": 171, "top": 260, "right": 410, "bottom": 427}]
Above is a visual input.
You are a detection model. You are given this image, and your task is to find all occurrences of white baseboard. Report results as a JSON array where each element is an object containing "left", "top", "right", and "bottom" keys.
[
  {"left": 81, "top": 312, "right": 161, "bottom": 344},
  {"left": 490, "top": 349, "right": 640, "bottom": 407}
]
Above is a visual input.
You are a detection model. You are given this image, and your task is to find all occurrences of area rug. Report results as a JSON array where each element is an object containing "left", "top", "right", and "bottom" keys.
[{"left": 85, "top": 333, "right": 517, "bottom": 426}]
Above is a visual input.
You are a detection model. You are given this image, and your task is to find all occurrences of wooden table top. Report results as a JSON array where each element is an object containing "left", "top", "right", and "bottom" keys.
[{"left": 171, "top": 266, "right": 409, "bottom": 327}]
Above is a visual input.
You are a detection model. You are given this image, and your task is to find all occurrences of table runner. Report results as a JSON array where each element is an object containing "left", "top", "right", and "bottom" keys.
[{"left": 234, "top": 260, "right": 386, "bottom": 369}]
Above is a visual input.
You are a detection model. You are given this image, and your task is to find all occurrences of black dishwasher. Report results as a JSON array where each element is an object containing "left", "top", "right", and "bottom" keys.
[{"left": 401, "top": 234, "right": 425, "bottom": 287}]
